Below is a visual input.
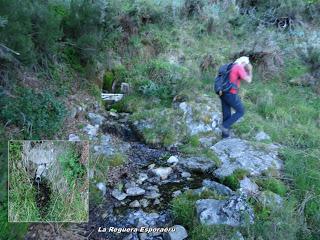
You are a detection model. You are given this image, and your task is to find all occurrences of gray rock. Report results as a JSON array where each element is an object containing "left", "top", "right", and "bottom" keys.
[
  {"left": 123, "top": 233, "right": 139, "bottom": 240},
  {"left": 129, "top": 200, "right": 141, "bottom": 208},
  {"left": 111, "top": 189, "right": 127, "bottom": 201},
  {"left": 93, "top": 134, "right": 130, "bottom": 157},
  {"left": 148, "top": 164, "right": 156, "bottom": 169},
  {"left": 152, "top": 167, "right": 173, "bottom": 180},
  {"left": 126, "top": 187, "right": 146, "bottom": 196},
  {"left": 153, "top": 199, "right": 160, "bottom": 205},
  {"left": 163, "top": 225, "right": 188, "bottom": 240},
  {"left": 83, "top": 124, "right": 99, "bottom": 139},
  {"left": 255, "top": 131, "right": 271, "bottom": 141},
  {"left": 172, "top": 190, "right": 182, "bottom": 198},
  {"left": 212, "top": 138, "right": 283, "bottom": 178},
  {"left": 199, "top": 136, "right": 216, "bottom": 148},
  {"left": 232, "top": 231, "right": 245, "bottom": 240},
  {"left": 178, "top": 100, "right": 221, "bottom": 136},
  {"left": 145, "top": 190, "right": 161, "bottom": 199},
  {"left": 202, "top": 179, "right": 234, "bottom": 196},
  {"left": 167, "top": 156, "right": 179, "bottom": 165},
  {"left": 196, "top": 194, "right": 254, "bottom": 226},
  {"left": 96, "top": 182, "right": 106, "bottom": 195},
  {"left": 88, "top": 112, "right": 105, "bottom": 125},
  {"left": 258, "top": 191, "right": 283, "bottom": 207},
  {"left": 179, "top": 156, "right": 215, "bottom": 172},
  {"left": 239, "top": 177, "right": 259, "bottom": 195},
  {"left": 140, "top": 199, "right": 150, "bottom": 208},
  {"left": 139, "top": 232, "right": 162, "bottom": 240},
  {"left": 126, "top": 210, "right": 171, "bottom": 228},
  {"left": 68, "top": 134, "right": 80, "bottom": 141},
  {"left": 181, "top": 172, "right": 191, "bottom": 178},
  {"left": 137, "top": 173, "right": 149, "bottom": 184}
]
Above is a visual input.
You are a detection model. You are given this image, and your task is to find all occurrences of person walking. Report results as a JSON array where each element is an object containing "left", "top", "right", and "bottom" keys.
[{"left": 218, "top": 56, "right": 253, "bottom": 138}]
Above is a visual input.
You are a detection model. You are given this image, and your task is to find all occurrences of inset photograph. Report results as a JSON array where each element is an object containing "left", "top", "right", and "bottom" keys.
[{"left": 8, "top": 140, "right": 89, "bottom": 222}]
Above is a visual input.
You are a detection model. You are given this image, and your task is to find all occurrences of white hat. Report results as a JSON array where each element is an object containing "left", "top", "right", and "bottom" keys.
[{"left": 234, "top": 56, "right": 250, "bottom": 65}]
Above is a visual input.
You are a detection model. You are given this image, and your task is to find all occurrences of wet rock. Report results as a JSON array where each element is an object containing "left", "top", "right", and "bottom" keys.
[
  {"left": 83, "top": 124, "right": 99, "bottom": 139},
  {"left": 101, "top": 118, "right": 137, "bottom": 141},
  {"left": 145, "top": 190, "right": 161, "bottom": 199},
  {"left": 153, "top": 199, "right": 161, "bottom": 205},
  {"left": 111, "top": 189, "right": 127, "bottom": 201},
  {"left": 140, "top": 199, "right": 150, "bottom": 208},
  {"left": 96, "top": 182, "right": 107, "bottom": 195},
  {"left": 129, "top": 200, "right": 141, "bottom": 208},
  {"left": 179, "top": 156, "right": 216, "bottom": 173},
  {"left": 152, "top": 167, "right": 173, "bottom": 180},
  {"left": 68, "top": 134, "right": 80, "bottom": 141},
  {"left": 163, "top": 225, "right": 188, "bottom": 240},
  {"left": 126, "top": 210, "right": 172, "bottom": 228},
  {"left": 258, "top": 191, "right": 283, "bottom": 207},
  {"left": 202, "top": 179, "right": 234, "bottom": 196},
  {"left": 255, "top": 131, "right": 271, "bottom": 141},
  {"left": 196, "top": 194, "right": 254, "bottom": 226},
  {"left": 88, "top": 112, "right": 105, "bottom": 125},
  {"left": 125, "top": 181, "right": 137, "bottom": 190},
  {"left": 148, "top": 164, "right": 156, "bottom": 169},
  {"left": 167, "top": 156, "right": 179, "bottom": 165},
  {"left": 93, "top": 134, "right": 130, "bottom": 157},
  {"left": 123, "top": 233, "right": 139, "bottom": 240},
  {"left": 239, "top": 177, "right": 259, "bottom": 195},
  {"left": 137, "top": 173, "right": 149, "bottom": 184},
  {"left": 139, "top": 232, "right": 162, "bottom": 240},
  {"left": 212, "top": 138, "right": 282, "bottom": 178},
  {"left": 181, "top": 172, "right": 191, "bottom": 178},
  {"left": 126, "top": 187, "right": 146, "bottom": 196}
]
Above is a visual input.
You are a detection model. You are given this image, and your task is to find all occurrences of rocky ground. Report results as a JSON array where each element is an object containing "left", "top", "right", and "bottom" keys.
[{"left": 25, "top": 98, "right": 284, "bottom": 240}]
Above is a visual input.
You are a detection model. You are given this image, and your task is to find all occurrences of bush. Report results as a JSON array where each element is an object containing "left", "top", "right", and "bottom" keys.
[
  {"left": 134, "top": 59, "right": 192, "bottom": 101},
  {"left": 0, "top": 87, "right": 66, "bottom": 139}
]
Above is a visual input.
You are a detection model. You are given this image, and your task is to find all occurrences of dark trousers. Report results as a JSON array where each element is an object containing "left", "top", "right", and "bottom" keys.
[{"left": 220, "top": 93, "right": 245, "bottom": 129}]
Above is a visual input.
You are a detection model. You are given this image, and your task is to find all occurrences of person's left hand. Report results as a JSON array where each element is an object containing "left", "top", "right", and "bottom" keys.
[{"left": 219, "top": 90, "right": 223, "bottom": 96}]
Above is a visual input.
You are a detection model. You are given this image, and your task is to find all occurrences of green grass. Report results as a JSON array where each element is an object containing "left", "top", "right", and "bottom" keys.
[
  {"left": 255, "top": 177, "right": 287, "bottom": 197},
  {"left": 8, "top": 141, "right": 41, "bottom": 222},
  {"left": 220, "top": 169, "right": 249, "bottom": 191}
]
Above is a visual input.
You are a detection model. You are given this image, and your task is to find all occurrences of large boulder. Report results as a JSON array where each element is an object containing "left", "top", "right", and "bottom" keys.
[
  {"left": 178, "top": 156, "right": 216, "bottom": 173},
  {"left": 178, "top": 96, "right": 221, "bottom": 136},
  {"left": 211, "top": 138, "right": 283, "bottom": 178},
  {"left": 202, "top": 179, "right": 234, "bottom": 196},
  {"left": 196, "top": 194, "right": 254, "bottom": 227}
]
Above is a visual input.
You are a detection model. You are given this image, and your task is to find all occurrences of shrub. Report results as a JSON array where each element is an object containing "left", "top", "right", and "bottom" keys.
[
  {"left": 136, "top": 59, "right": 191, "bottom": 101},
  {"left": 0, "top": 87, "right": 66, "bottom": 139},
  {"left": 58, "top": 149, "right": 86, "bottom": 187}
]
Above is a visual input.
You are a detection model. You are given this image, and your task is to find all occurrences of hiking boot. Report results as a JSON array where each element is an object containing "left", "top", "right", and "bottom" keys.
[{"left": 220, "top": 125, "right": 230, "bottom": 138}]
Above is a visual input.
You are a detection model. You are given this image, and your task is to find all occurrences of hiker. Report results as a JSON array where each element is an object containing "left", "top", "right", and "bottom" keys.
[{"left": 215, "top": 56, "right": 253, "bottom": 138}]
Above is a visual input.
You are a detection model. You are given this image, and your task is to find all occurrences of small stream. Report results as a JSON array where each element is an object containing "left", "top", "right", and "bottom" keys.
[
  {"left": 82, "top": 112, "right": 219, "bottom": 240},
  {"left": 33, "top": 179, "right": 51, "bottom": 219}
]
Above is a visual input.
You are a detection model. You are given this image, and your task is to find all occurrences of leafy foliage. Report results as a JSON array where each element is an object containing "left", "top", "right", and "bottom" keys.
[{"left": 0, "top": 87, "right": 66, "bottom": 139}]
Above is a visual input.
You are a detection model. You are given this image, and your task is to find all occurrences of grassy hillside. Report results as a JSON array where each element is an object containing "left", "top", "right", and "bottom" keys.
[{"left": 0, "top": 0, "right": 320, "bottom": 239}]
